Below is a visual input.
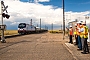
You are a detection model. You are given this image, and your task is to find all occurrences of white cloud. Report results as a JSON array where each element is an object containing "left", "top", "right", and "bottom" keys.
[
  {"left": 34, "top": 0, "right": 50, "bottom": 3},
  {"left": 65, "top": 11, "right": 90, "bottom": 25},
  {"left": 0, "top": 0, "right": 20, "bottom": 1},
  {"left": 0, "top": 1, "right": 63, "bottom": 24},
  {"left": 38, "top": 0, "right": 50, "bottom": 2},
  {"left": 0, "top": 0, "right": 90, "bottom": 30}
]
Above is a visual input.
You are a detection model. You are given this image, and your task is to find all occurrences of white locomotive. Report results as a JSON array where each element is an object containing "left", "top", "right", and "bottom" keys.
[{"left": 18, "top": 23, "right": 36, "bottom": 34}]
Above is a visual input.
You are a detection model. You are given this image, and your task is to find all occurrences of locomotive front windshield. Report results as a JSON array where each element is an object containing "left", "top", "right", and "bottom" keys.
[{"left": 18, "top": 23, "right": 26, "bottom": 28}]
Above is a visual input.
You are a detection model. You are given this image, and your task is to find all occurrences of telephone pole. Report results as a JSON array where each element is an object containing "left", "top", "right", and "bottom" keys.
[
  {"left": 62, "top": 0, "right": 65, "bottom": 40},
  {"left": 52, "top": 23, "right": 53, "bottom": 32},
  {"left": 40, "top": 18, "right": 41, "bottom": 32},
  {"left": 30, "top": 19, "right": 32, "bottom": 26}
]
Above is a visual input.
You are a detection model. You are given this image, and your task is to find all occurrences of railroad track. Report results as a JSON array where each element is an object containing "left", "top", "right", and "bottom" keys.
[{"left": 0, "top": 31, "right": 48, "bottom": 40}]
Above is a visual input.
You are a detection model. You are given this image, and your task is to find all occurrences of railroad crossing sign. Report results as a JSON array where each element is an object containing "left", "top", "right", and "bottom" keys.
[
  {"left": 0, "top": 1, "right": 9, "bottom": 43},
  {"left": 0, "top": 25, "right": 6, "bottom": 30}
]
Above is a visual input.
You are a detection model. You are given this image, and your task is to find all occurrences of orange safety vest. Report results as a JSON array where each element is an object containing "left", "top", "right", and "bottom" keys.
[
  {"left": 76, "top": 28, "right": 78, "bottom": 35},
  {"left": 76, "top": 24, "right": 80, "bottom": 35},
  {"left": 69, "top": 28, "right": 73, "bottom": 35},
  {"left": 77, "top": 26, "right": 81, "bottom": 35}
]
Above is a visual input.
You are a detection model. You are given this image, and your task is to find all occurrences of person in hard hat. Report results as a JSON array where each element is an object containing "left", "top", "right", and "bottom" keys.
[
  {"left": 80, "top": 22, "right": 89, "bottom": 54},
  {"left": 69, "top": 26, "right": 73, "bottom": 44},
  {"left": 74, "top": 24, "right": 78, "bottom": 45},
  {"left": 77, "top": 21, "right": 82, "bottom": 50}
]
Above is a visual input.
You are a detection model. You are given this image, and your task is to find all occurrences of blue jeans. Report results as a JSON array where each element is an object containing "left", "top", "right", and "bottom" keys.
[
  {"left": 81, "top": 38, "right": 89, "bottom": 52},
  {"left": 78, "top": 35, "right": 82, "bottom": 50}
]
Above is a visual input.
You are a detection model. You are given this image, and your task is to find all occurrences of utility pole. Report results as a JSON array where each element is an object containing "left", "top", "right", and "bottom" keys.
[
  {"left": 40, "top": 18, "right": 41, "bottom": 32},
  {"left": 62, "top": 0, "right": 65, "bottom": 40},
  {"left": 30, "top": 19, "right": 32, "bottom": 26},
  {"left": 52, "top": 23, "right": 53, "bottom": 32}
]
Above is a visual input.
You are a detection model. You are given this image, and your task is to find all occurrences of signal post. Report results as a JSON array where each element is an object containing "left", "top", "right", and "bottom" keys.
[{"left": 0, "top": 1, "right": 10, "bottom": 43}]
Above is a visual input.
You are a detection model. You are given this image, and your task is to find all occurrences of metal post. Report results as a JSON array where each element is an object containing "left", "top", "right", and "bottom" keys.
[
  {"left": 30, "top": 19, "right": 32, "bottom": 26},
  {"left": 62, "top": 0, "right": 65, "bottom": 40},
  {"left": 0, "top": 1, "right": 6, "bottom": 43},
  {"left": 52, "top": 23, "right": 53, "bottom": 32},
  {"left": 61, "top": 24, "right": 62, "bottom": 30}
]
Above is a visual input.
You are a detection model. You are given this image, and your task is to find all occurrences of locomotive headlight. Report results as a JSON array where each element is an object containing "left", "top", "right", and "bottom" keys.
[{"left": 21, "top": 29, "right": 23, "bottom": 30}]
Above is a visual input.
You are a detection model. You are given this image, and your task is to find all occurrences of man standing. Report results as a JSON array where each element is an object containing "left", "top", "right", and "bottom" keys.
[
  {"left": 77, "top": 21, "right": 82, "bottom": 50},
  {"left": 69, "top": 26, "right": 73, "bottom": 44},
  {"left": 74, "top": 24, "right": 78, "bottom": 45},
  {"left": 80, "top": 22, "right": 89, "bottom": 54}
]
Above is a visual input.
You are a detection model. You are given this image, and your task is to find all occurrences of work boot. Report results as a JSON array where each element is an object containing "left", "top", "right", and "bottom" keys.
[{"left": 81, "top": 52, "right": 87, "bottom": 54}]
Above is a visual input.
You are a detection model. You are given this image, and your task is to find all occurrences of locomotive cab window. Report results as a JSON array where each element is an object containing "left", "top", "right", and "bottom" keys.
[{"left": 18, "top": 23, "right": 26, "bottom": 28}]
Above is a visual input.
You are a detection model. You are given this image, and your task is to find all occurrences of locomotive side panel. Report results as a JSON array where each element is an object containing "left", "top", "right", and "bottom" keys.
[{"left": 27, "top": 25, "right": 36, "bottom": 33}]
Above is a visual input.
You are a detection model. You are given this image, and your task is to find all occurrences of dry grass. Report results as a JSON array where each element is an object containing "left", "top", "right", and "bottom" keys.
[
  {"left": 48, "top": 30, "right": 63, "bottom": 33},
  {"left": 0, "top": 30, "right": 18, "bottom": 36}
]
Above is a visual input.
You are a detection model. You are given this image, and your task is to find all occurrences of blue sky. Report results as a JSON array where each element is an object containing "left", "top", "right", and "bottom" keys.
[
  {"left": 0, "top": 0, "right": 90, "bottom": 30},
  {"left": 20, "top": 0, "right": 90, "bottom": 12},
  {"left": 65, "top": 0, "right": 90, "bottom": 12}
]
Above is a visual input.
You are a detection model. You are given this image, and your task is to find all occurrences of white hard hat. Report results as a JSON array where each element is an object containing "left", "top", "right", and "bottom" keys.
[
  {"left": 69, "top": 26, "right": 72, "bottom": 27},
  {"left": 77, "top": 21, "right": 81, "bottom": 23},
  {"left": 82, "top": 22, "right": 86, "bottom": 24}
]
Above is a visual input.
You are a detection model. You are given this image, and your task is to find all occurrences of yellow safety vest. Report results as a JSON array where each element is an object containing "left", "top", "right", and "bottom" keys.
[
  {"left": 80, "top": 26, "right": 88, "bottom": 38},
  {"left": 74, "top": 28, "right": 77, "bottom": 35},
  {"left": 74, "top": 32, "right": 76, "bottom": 35}
]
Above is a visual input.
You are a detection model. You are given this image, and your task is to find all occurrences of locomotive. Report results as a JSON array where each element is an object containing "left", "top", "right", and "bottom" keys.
[
  {"left": 18, "top": 23, "right": 48, "bottom": 34},
  {"left": 18, "top": 23, "right": 36, "bottom": 34}
]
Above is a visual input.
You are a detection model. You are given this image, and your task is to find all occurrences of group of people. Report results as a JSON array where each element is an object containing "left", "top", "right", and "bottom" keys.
[{"left": 68, "top": 21, "right": 89, "bottom": 54}]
